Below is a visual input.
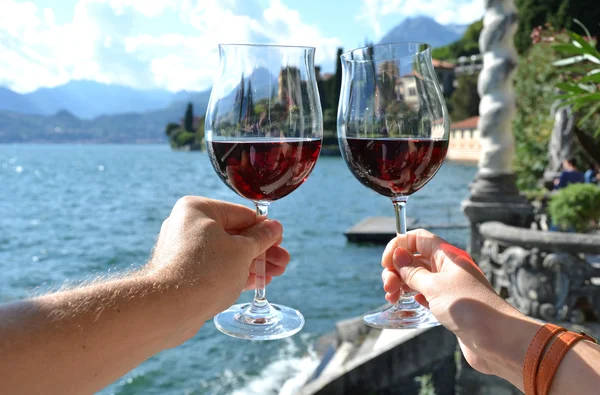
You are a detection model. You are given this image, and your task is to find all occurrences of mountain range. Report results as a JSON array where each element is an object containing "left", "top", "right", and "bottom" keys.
[
  {"left": 0, "top": 16, "right": 467, "bottom": 144},
  {"left": 378, "top": 16, "right": 466, "bottom": 48}
]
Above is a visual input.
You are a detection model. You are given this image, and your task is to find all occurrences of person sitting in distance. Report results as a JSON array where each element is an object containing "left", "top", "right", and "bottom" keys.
[{"left": 554, "top": 157, "right": 585, "bottom": 189}]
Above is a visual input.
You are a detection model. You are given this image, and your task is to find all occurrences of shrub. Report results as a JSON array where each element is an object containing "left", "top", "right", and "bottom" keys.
[
  {"left": 548, "top": 183, "right": 600, "bottom": 232},
  {"left": 174, "top": 130, "right": 196, "bottom": 147}
]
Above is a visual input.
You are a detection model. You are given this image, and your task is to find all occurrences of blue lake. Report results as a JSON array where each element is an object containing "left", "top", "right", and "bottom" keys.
[{"left": 0, "top": 144, "right": 476, "bottom": 394}]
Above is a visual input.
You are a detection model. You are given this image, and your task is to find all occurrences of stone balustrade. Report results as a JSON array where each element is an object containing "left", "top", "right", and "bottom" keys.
[{"left": 479, "top": 221, "right": 600, "bottom": 323}]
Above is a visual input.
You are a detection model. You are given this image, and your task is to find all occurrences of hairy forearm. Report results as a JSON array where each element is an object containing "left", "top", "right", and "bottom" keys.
[
  {"left": 0, "top": 275, "right": 202, "bottom": 394},
  {"left": 481, "top": 311, "right": 600, "bottom": 394}
]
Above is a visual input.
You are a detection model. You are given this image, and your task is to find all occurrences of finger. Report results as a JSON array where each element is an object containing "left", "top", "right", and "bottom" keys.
[
  {"left": 382, "top": 238, "right": 425, "bottom": 270},
  {"left": 249, "top": 246, "right": 289, "bottom": 272},
  {"left": 382, "top": 268, "right": 402, "bottom": 294},
  {"left": 244, "top": 274, "right": 273, "bottom": 290},
  {"left": 401, "top": 284, "right": 414, "bottom": 293},
  {"left": 414, "top": 293, "right": 430, "bottom": 309},
  {"left": 249, "top": 261, "right": 288, "bottom": 276},
  {"left": 393, "top": 247, "right": 434, "bottom": 294},
  {"left": 265, "top": 245, "right": 290, "bottom": 267},
  {"left": 176, "top": 196, "right": 262, "bottom": 230},
  {"left": 405, "top": 229, "right": 446, "bottom": 259},
  {"left": 386, "top": 290, "right": 401, "bottom": 304},
  {"left": 382, "top": 237, "right": 399, "bottom": 269},
  {"left": 265, "top": 264, "right": 286, "bottom": 277},
  {"left": 237, "top": 220, "right": 283, "bottom": 257}
]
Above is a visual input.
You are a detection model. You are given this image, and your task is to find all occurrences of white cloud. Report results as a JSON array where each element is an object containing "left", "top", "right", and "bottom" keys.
[
  {"left": 0, "top": 0, "right": 342, "bottom": 93},
  {"left": 357, "top": 0, "right": 484, "bottom": 39}
]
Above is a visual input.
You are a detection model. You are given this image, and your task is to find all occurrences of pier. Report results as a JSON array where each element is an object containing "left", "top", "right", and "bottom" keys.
[{"left": 345, "top": 216, "right": 469, "bottom": 244}]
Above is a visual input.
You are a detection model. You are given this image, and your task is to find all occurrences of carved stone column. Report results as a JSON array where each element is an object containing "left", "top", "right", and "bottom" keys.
[{"left": 462, "top": 0, "right": 533, "bottom": 260}]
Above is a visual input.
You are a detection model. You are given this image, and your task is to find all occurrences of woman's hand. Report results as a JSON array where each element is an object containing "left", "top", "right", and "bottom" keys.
[{"left": 381, "top": 229, "right": 531, "bottom": 377}]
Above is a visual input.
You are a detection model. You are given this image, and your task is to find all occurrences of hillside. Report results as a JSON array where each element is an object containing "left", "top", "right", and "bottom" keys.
[
  {"left": 0, "top": 81, "right": 197, "bottom": 119},
  {"left": 0, "top": 91, "right": 211, "bottom": 144},
  {"left": 379, "top": 16, "right": 467, "bottom": 48}
]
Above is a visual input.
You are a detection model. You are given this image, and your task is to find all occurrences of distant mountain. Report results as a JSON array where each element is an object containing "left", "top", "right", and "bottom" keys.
[
  {"left": 0, "top": 87, "right": 40, "bottom": 114},
  {"left": 379, "top": 16, "right": 467, "bottom": 48},
  {"left": 445, "top": 23, "right": 470, "bottom": 36},
  {"left": 0, "top": 81, "right": 200, "bottom": 119},
  {"left": 0, "top": 89, "right": 212, "bottom": 144}
]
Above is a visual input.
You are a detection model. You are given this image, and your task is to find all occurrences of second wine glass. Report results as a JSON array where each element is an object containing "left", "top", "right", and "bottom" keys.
[
  {"left": 337, "top": 42, "right": 450, "bottom": 329},
  {"left": 205, "top": 44, "right": 323, "bottom": 340}
]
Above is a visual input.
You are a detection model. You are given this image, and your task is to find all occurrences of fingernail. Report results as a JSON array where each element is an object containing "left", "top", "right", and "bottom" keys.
[{"left": 393, "top": 248, "right": 411, "bottom": 268}]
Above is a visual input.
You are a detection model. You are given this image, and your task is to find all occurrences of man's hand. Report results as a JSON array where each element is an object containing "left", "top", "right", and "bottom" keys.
[{"left": 146, "top": 196, "right": 287, "bottom": 320}]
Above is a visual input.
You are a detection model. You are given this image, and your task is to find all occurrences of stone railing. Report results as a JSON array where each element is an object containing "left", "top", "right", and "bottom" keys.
[
  {"left": 455, "top": 54, "right": 483, "bottom": 76},
  {"left": 479, "top": 221, "right": 600, "bottom": 323}
]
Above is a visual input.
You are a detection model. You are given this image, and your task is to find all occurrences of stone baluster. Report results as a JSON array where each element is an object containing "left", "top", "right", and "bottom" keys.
[{"left": 462, "top": 0, "right": 533, "bottom": 260}]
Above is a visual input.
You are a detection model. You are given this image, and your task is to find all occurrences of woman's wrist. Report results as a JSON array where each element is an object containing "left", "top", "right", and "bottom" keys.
[{"left": 473, "top": 304, "right": 544, "bottom": 390}]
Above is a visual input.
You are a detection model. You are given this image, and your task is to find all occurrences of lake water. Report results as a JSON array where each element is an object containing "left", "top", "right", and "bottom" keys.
[{"left": 0, "top": 144, "right": 476, "bottom": 394}]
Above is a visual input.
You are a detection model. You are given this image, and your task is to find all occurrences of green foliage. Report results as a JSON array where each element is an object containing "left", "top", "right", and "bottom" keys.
[
  {"left": 165, "top": 122, "right": 179, "bottom": 137},
  {"left": 552, "top": 22, "right": 600, "bottom": 135},
  {"left": 524, "top": 188, "right": 551, "bottom": 202},
  {"left": 512, "top": 32, "right": 562, "bottom": 190},
  {"left": 195, "top": 117, "right": 205, "bottom": 146},
  {"left": 184, "top": 102, "right": 194, "bottom": 132},
  {"left": 548, "top": 183, "right": 600, "bottom": 232},
  {"left": 431, "top": 20, "right": 483, "bottom": 61},
  {"left": 514, "top": 0, "right": 600, "bottom": 54},
  {"left": 415, "top": 373, "right": 436, "bottom": 395},
  {"left": 323, "top": 108, "right": 336, "bottom": 133},
  {"left": 165, "top": 102, "right": 205, "bottom": 150},
  {"left": 324, "top": 48, "right": 344, "bottom": 116},
  {"left": 431, "top": 46, "right": 451, "bottom": 61},
  {"left": 448, "top": 74, "right": 479, "bottom": 121},
  {"left": 174, "top": 130, "right": 196, "bottom": 147}
]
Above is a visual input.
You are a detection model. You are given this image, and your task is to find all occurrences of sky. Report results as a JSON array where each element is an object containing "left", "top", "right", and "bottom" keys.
[{"left": 0, "top": 0, "right": 484, "bottom": 93}]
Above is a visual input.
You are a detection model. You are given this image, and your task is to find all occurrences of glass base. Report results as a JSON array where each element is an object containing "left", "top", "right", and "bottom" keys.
[
  {"left": 214, "top": 302, "right": 304, "bottom": 340},
  {"left": 363, "top": 301, "right": 440, "bottom": 329}
]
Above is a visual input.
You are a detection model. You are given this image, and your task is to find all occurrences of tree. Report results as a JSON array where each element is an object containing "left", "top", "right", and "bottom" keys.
[
  {"left": 326, "top": 48, "right": 344, "bottom": 113},
  {"left": 511, "top": 27, "right": 593, "bottom": 191},
  {"left": 431, "top": 20, "right": 483, "bottom": 61},
  {"left": 514, "top": 0, "right": 600, "bottom": 53},
  {"left": 448, "top": 74, "right": 479, "bottom": 122},
  {"left": 512, "top": 31, "right": 561, "bottom": 190},
  {"left": 552, "top": 24, "right": 600, "bottom": 167},
  {"left": 195, "top": 116, "right": 206, "bottom": 146},
  {"left": 245, "top": 80, "right": 254, "bottom": 118},
  {"left": 184, "top": 102, "right": 194, "bottom": 133},
  {"left": 165, "top": 122, "right": 179, "bottom": 137}
]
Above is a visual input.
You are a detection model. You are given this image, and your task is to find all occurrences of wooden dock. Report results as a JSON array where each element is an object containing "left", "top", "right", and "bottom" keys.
[{"left": 344, "top": 216, "right": 469, "bottom": 244}]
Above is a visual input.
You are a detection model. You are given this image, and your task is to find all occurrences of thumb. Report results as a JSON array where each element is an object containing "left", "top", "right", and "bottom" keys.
[
  {"left": 238, "top": 219, "right": 283, "bottom": 257},
  {"left": 393, "top": 247, "right": 434, "bottom": 294}
]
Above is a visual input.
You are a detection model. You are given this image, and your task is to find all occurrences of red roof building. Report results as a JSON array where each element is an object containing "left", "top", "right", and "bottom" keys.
[{"left": 448, "top": 116, "right": 480, "bottom": 162}]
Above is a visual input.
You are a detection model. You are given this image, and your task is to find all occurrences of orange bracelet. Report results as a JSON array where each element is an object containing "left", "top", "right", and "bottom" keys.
[
  {"left": 523, "top": 323, "right": 597, "bottom": 395},
  {"left": 523, "top": 323, "right": 566, "bottom": 395},
  {"left": 535, "top": 330, "right": 597, "bottom": 395}
]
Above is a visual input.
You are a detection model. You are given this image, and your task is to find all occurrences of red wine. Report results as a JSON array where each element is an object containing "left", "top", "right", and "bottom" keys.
[
  {"left": 209, "top": 138, "right": 322, "bottom": 201},
  {"left": 340, "top": 137, "right": 448, "bottom": 197}
]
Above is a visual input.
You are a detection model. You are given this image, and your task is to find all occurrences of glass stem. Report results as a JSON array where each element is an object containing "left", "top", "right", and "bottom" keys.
[
  {"left": 392, "top": 196, "right": 416, "bottom": 308},
  {"left": 249, "top": 202, "right": 270, "bottom": 315}
]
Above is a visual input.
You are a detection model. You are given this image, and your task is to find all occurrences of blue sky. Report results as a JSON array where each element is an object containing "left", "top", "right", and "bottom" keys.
[{"left": 0, "top": 0, "right": 483, "bottom": 93}]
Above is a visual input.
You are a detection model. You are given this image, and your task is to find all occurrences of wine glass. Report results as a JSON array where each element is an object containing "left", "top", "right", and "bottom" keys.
[
  {"left": 205, "top": 44, "right": 323, "bottom": 340},
  {"left": 337, "top": 42, "right": 449, "bottom": 329}
]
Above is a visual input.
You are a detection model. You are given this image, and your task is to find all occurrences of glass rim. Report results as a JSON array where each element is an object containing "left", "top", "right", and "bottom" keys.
[
  {"left": 341, "top": 42, "right": 431, "bottom": 62},
  {"left": 218, "top": 43, "right": 316, "bottom": 51}
]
